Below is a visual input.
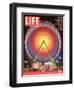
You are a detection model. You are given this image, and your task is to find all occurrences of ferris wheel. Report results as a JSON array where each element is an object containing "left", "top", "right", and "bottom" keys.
[{"left": 25, "top": 21, "right": 61, "bottom": 62}]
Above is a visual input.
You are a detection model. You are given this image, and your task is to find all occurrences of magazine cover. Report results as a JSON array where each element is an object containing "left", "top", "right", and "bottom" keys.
[{"left": 22, "top": 14, "right": 63, "bottom": 76}]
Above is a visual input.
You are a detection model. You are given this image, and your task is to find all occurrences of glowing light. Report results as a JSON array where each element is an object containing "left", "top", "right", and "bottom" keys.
[
  {"left": 34, "top": 32, "right": 53, "bottom": 52},
  {"left": 29, "top": 26, "right": 57, "bottom": 57}
]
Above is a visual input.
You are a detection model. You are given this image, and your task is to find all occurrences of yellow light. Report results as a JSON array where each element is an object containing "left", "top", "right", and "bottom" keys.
[
  {"left": 34, "top": 32, "right": 53, "bottom": 51},
  {"left": 38, "top": 36, "right": 49, "bottom": 47}
]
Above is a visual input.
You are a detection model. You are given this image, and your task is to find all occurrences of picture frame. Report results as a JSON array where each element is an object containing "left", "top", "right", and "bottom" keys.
[{"left": 10, "top": 3, "right": 72, "bottom": 87}]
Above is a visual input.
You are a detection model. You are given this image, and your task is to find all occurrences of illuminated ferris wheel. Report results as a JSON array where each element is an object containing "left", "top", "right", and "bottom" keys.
[{"left": 25, "top": 21, "right": 61, "bottom": 62}]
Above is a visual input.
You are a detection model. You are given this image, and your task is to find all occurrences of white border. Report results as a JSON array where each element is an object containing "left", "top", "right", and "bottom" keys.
[{"left": 16, "top": 7, "right": 70, "bottom": 83}]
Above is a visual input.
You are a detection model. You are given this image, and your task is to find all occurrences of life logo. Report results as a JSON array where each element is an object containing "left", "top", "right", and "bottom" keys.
[{"left": 25, "top": 16, "right": 40, "bottom": 26}]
